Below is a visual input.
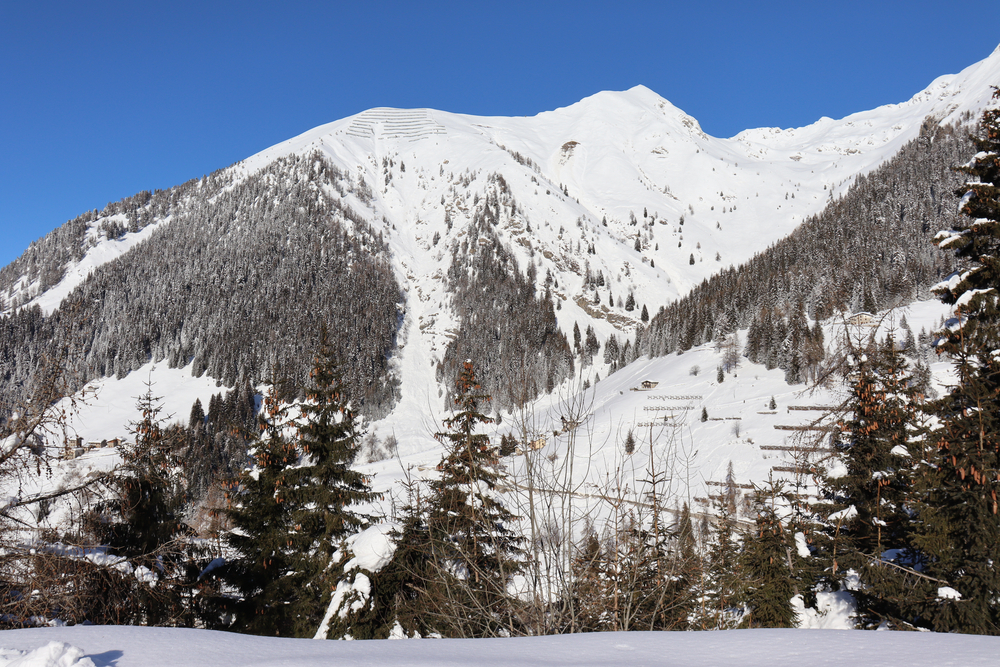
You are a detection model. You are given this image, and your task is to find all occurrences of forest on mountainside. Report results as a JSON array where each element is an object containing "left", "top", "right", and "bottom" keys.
[
  {"left": 638, "top": 117, "right": 972, "bottom": 380},
  {"left": 0, "top": 185, "right": 198, "bottom": 304},
  {"left": 439, "top": 173, "right": 575, "bottom": 411},
  {"left": 0, "top": 152, "right": 402, "bottom": 419}
]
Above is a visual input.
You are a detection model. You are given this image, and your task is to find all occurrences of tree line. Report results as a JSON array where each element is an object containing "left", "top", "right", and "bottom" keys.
[
  {"left": 0, "top": 152, "right": 402, "bottom": 420},
  {"left": 637, "top": 118, "right": 970, "bottom": 382}
]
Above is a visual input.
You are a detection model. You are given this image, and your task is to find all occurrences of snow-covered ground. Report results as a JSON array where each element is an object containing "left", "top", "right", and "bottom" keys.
[{"left": 0, "top": 625, "right": 997, "bottom": 667}]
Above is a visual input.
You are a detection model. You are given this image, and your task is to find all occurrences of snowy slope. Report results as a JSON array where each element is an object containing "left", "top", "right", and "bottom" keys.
[
  {"left": 7, "top": 45, "right": 998, "bottom": 322},
  {"left": 359, "top": 298, "right": 954, "bottom": 529},
  {"left": 1, "top": 625, "right": 998, "bottom": 667},
  {"left": 1, "top": 47, "right": 995, "bottom": 559}
]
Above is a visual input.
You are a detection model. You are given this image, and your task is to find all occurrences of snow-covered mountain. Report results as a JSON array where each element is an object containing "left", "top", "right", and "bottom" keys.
[{"left": 2, "top": 45, "right": 999, "bottom": 521}]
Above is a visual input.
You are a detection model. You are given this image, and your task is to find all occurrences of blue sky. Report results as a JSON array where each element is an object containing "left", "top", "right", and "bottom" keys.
[{"left": 2, "top": 1, "right": 999, "bottom": 268}]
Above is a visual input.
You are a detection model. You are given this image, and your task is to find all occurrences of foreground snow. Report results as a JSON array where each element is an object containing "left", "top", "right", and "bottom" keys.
[{"left": 0, "top": 626, "right": 997, "bottom": 667}]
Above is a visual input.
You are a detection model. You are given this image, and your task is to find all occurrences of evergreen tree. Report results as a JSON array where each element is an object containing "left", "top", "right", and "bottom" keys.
[
  {"left": 93, "top": 384, "right": 194, "bottom": 626},
  {"left": 739, "top": 482, "right": 797, "bottom": 628},
  {"left": 668, "top": 503, "right": 700, "bottom": 628},
  {"left": 624, "top": 429, "right": 636, "bottom": 455},
  {"left": 421, "top": 361, "right": 524, "bottom": 636},
  {"left": 814, "top": 332, "right": 919, "bottom": 628},
  {"left": 700, "top": 498, "right": 744, "bottom": 629},
  {"left": 288, "top": 328, "right": 382, "bottom": 636},
  {"left": 910, "top": 90, "right": 1000, "bottom": 634},
  {"left": 584, "top": 325, "right": 600, "bottom": 360},
  {"left": 217, "top": 384, "right": 303, "bottom": 635},
  {"left": 570, "top": 530, "right": 608, "bottom": 632},
  {"left": 221, "top": 333, "right": 378, "bottom": 637}
]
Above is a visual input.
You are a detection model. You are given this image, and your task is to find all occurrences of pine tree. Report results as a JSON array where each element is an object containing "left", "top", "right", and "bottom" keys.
[
  {"left": 290, "top": 329, "right": 381, "bottom": 636},
  {"left": 418, "top": 361, "right": 524, "bottom": 636},
  {"left": 910, "top": 90, "right": 1000, "bottom": 634},
  {"left": 813, "top": 332, "right": 919, "bottom": 628},
  {"left": 94, "top": 384, "right": 194, "bottom": 626},
  {"left": 739, "top": 482, "right": 797, "bottom": 628}
]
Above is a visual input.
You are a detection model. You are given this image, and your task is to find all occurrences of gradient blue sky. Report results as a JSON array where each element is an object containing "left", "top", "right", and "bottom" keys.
[{"left": 3, "top": 1, "right": 999, "bottom": 268}]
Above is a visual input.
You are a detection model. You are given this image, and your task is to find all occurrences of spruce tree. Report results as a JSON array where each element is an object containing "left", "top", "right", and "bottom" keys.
[
  {"left": 94, "top": 384, "right": 193, "bottom": 626},
  {"left": 221, "top": 332, "right": 379, "bottom": 637},
  {"left": 700, "top": 498, "right": 744, "bottom": 629},
  {"left": 739, "top": 482, "right": 797, "bottom": 628},
  {"left": 422, "top": 361, "right": 523, "bottom": 636},
  {"left": 814, "top": 332, "right": 919, "bottom": 627},
  {"left": 570, "top": 530, "right": 608, "bottom": 632},
  {"left": 218, "top": 384, "right": 303, "bottom": 635},
  {"left": 910, "top": 90, "right": 1000, "bottom": 634},
  {"left": 289, "top": 329, "right": 381, "bottom": 636}
]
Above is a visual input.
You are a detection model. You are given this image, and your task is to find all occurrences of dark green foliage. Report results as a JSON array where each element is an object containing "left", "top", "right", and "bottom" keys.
[
  {"left": 717, "top": 366, "right": 724, "bottom": 383},
  {"left": 90, "top": 385, "right": 196, "bottom": 627},
  {"left": 397, "top": 362, "right": 524, "bottom": 637},
  {"left": 220, "top": 339, "right": 378, "bottom": 638},
  {"left": 572, "top": 507, "right": 698, "bottom": 632},
  {"left": 700, "top": 498, "right": 744, "bottom": 629},
  {"left": 908, "top": 91, "right": 1000, "bottom": 634},
  {"left": 584, "top": 325, "right": 600, "bottom": 361},
  {"left": 431, "top": 361, "right": 523, "bottom": 634},
  {"left": 739, "top": 484, "right": 797, "bottom": 628},
  {"left": 639, "top": 120, "right": 967, "bottom": 372},
  {"left": 181, "top": 383, "right": 257, "bottom": 504},
  {"left": 813, "top": 332, "right": 920, "bottom": 628},
  {"left": 286, "top": 330, "right": 382, "bottom": 636},
  {"left": 441, "top": 180, "right": 573, "bottom": 410},
  {"left": 216, "top": 387, "right": 303, "bottom": 635},
  {"left": 0, "top": 152, "right": 401, "bottom": 418}
]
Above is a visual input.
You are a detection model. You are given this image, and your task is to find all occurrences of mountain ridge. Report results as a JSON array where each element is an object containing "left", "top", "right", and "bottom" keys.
[{"left": 1, "top": 46, "right": 998, "bottom": 455}]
